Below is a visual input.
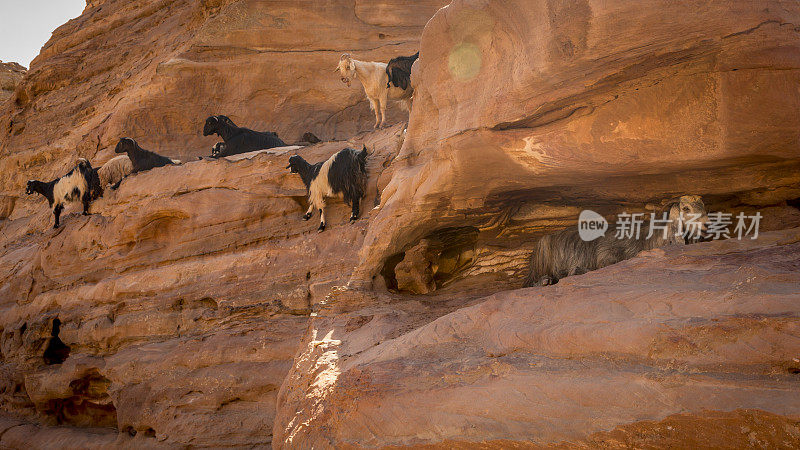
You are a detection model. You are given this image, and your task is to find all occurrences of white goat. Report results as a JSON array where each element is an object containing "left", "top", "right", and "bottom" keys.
[
  {"left": 97, "top": 154, "right": 133, "bottom": 189},
  {"left": 336, "top": 54, "right": 412, "bottom": 129}
]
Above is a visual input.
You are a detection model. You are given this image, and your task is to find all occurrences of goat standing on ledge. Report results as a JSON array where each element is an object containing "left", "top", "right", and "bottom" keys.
[
  {"left": 26, "top": 158, "right": 98, "bottom": 228},
  {"left": 286, "top": 146, "right": 368, "bottom": 232},
  {"left": 203, "top": 115, "right": 286, "bottom": 158},
  {"left": 386, "top": 52, "right": 418, "bottom": 90},
  {"left": 336, "top": 54, "right": 412, "bottom": 129},
  {"left": 524, "top": 195, "right": 709, "bottom": 287}
]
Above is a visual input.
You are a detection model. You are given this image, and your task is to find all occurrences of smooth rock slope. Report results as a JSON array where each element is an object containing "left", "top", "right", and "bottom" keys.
[{"left": 275, "top": 228, "right": 800, "bottom": 448}]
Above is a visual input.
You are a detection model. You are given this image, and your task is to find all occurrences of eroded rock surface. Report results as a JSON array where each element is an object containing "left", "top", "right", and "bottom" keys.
[
  {"left": 0, "top": 0, "right": 446, "bottom": 223},
  {"left": 2, "top": 0, "right": 800, "bottom": 448},
  {"left": 275, "top": 228, "right": 800, "bottom": 448},
  {"left": 0, "top": 125, "right": 406, "bottom": 447},
  {"left": 353, "top": 0, "right": 800, "bottom": 287},
  {"left": 0, "top": 62, "right": 25, "bottom": 105}
]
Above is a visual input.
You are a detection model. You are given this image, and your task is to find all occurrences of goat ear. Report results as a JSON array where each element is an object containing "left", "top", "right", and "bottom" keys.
[
  {"left": 667, "top": 203, "right": 681, "bottom": 221},
  {"left": 683, "top": 194, "right": 701, "bottom": 203}
]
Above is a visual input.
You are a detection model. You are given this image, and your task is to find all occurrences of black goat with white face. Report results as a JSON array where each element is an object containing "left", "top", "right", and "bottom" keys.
[
  {"left": 203, "top": 115, "right": 286, "bottom": 158},
  {"left": 385, "top": 52, "right": 418, "bottom": 90},
  {"left": 286, "top": 146, "right": 368, "bottom": 232},
  {"left": 26, "top": 158, "right": 98, "bottom": 228},
  {"left": 114, "top": 137, "right": 178, "bottom": 173}
]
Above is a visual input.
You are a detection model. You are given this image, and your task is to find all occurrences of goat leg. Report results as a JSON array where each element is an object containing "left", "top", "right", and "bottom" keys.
[
  {"left": 369, "top": 99, "right": 380, "bottom": 129},
  {"left": 53, "top": 205, "right": 63, "bottom": 229},
  {"left": 350, "top": 198, "right": 360, "bottom": 223},
  {"left": 303, "top": 203, "right": 314, "bottom": 221},
  {"left": 378, "top": 95, "right": 388, "bottom": 128},
  {"left": 82, "top": 192, "right": 91, "bottom": 215},
  {"left": 318, "top": 208, "right": 326, "bottom": 232},
  {"left": 538, "top": 276, "right": 557, "bottom": 286}
]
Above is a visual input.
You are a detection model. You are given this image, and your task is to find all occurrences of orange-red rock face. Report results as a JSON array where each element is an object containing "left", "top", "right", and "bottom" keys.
[
  {"left": 0, "top": 62, "right": 26, "bottom": 106},
  {"left": 352, "top": 0, "right": 800, "bottom": 284},
  {"left": 275, "top": 229, "right": 800, "bottom": 448},
  {"left": 2, "top": 0, "right": 800, "bottom": 448},
  {"left": 0, "top": 123, "right": 407, "bottom": 447},
  {"left": 0, "top": 0, "right": 446, "bottom": 216}
]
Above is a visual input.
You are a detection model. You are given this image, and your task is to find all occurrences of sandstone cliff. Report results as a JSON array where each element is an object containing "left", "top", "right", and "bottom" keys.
[
  {"left": 0, "top": 62, "right": 26, "bottom": 106},
  {"left": 0, "top": 0, "right": 446, "bottom": 223},
  {"left": 275, "top": 228, "right": 800, "bottom": 448},
  {"left": 352, "top": 0, "right": 800, "bottom": 287},
  {"left": 1, "top": 0, "right": 800, "bottom": 448}
]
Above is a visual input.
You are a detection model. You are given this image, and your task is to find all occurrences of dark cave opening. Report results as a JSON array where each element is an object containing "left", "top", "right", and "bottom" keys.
[{"left": 41, "top": 369, "right": 118, "bottom": 429}]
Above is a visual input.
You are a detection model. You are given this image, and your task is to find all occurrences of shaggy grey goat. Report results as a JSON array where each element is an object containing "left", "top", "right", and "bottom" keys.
[{"left": 524, "top": 195, "right": 708, "bottom": 287}]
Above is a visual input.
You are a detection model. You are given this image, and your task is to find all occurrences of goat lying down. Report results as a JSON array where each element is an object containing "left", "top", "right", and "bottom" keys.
[
  {"left": 385, "top": 52, "right": 418, "bottom": 90},
  {"left": 286, "top": 146, "right": 368, "bottom": 232},
  {"left": 524, "top": 195, "right": 708, "bottom": 287},
  {"left": 203, "top": 115, "right": 286, "bottom": 158},
  {"left": 114, "top": 138, "right": 179, "bottom": 173},
  {"left": 26, "top": 158, "right": 100, "bottom": 228},
  {"left": 210, "top": 142, "right": 304, "bottom": 162},
  {"left": 95, "top": 154, "right": 133, "bottom": 189},
  {"left": 336, "top": 54, "right": 412, "bottom": 129}
]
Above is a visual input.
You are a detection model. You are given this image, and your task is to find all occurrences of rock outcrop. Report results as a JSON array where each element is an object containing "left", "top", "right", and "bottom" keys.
[
  {"left": 0, "top": 122, "right": 406, "bottom": 447},
  {"left": 0, "top": 62, "right": 26, "bottom": 105},
  {"left": 275, "top": 228, "right": 800, "bottom": 448},
  {"left": 0, "top": 0, "right": 447, "bottom": 223},
  {"left": 352, "top": 0, "right": 800, "bottom": 288}
]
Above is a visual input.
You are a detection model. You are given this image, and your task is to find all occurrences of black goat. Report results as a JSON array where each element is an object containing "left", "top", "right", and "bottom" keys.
[
  {"left": 286, "top": 146, "right": 368, "bottom": 232},
  {"left": 385, "top": 52, "right": 418, "bottom": 90},
  {"left": 300, "top": 132, "right": 321, "bottom": 145},
  {"left": 26, "top": 158, "right": 98, "bottom": 228},
  {"left": 114, "top": 137, "right": 178, "bottom": 173},
  {"left": 43, "top": 318, "right": 70, "bottom": 365},
  {"left": 203, "top": 115, "right": 286, "bottom": 158}
]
